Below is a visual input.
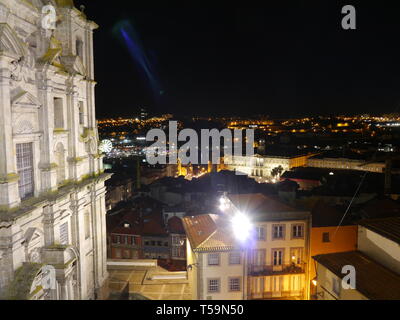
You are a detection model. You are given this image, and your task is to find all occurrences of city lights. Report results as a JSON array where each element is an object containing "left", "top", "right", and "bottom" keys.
[{"left": 231, "top": 212, "right": 252, "bottom": 242}]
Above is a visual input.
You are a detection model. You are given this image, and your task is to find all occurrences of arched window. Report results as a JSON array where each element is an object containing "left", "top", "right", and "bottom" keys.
[{"left": 55, "top": 143, "right": 66, "bottom": 184}]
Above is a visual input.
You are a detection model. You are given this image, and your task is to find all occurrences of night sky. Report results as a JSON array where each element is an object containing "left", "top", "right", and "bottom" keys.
[{"left": 75, "top": 1, "right": 400, "bottom": 119}]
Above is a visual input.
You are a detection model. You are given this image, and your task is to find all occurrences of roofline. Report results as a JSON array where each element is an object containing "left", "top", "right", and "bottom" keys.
[
  {"left": 313, "top": 251, "right": 400, "bottom": 300},
  {"left": 358, "top": 220, "right": 400, "bottom": 245}
]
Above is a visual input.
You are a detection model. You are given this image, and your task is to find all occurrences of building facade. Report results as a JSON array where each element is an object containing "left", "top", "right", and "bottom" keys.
[
  {"left": 0, "top": 0, "right": 109, "bottom": 300},
  {"left": 228, "top": 194, "right": 311, "bottom": 300},
  {"left": 183, "top": 214, "right": 246, "bottom": 300},
  {"left": 225, "top": 154, "right": 310, "bottom": 183},
  {"left": 307, "top": 156, "right": 385, "bottom": 173},
  {"left": 183, "top": 194, "right": 311, "bottom": 300}
]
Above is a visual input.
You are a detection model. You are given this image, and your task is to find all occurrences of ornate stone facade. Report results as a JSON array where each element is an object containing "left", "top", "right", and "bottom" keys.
[{"left": 0, "top": 0, "right": 110, "bottom": 300}]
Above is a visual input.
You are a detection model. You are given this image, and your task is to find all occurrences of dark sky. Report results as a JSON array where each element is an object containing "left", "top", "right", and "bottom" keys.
[{"left": 75, "top": 1, "right": 400, "bottom": 119}]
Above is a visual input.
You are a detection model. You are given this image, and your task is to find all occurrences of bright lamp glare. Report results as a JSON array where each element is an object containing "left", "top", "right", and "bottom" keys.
[
  {"left": 231, "top": 213, "right": 252, "bottom": 242},
  {"left": 219, "top": 197, "right": 228, "bottom": 211}
]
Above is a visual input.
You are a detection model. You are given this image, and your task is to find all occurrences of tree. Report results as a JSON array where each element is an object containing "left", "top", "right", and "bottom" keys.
[{"left": 271, "top": 165, "right": 284, "bottom": 178}]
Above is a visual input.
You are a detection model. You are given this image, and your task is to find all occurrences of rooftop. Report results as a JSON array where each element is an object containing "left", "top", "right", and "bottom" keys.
[
  {"left": 311, "top": 200, "right": 351, "bottom": 227},
  {"left": 358, "top": 217, "right": 400, "bottom": 244},
  {"left": 313, "top": 251, "right": 400, "bottom": 300},
  {"left": 182, "top": 214, "right": 238, "bottom": 252},
  {"left": 228, "top": 193, "right": 310, "bottom": 222}
]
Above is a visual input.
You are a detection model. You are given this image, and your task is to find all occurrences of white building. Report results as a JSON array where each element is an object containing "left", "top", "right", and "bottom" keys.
[
  {"left": 0, "top": 0, "right": 110, "bottom": 300},
  {"left": 225, "top": 154, "right": 310, "bottom": 183},
  {"left": 307, "top": 155, "right": 385, "bottom": 173},
  {"left": 313, "top": 217, "right": 400, "bottom": 300},
  {"left": 183, "top": 214, "right": 246, "bottom": 300}
]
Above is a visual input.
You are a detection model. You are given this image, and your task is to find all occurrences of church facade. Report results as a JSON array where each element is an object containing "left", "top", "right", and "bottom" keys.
[{"left": 0, "top": 0, "right": 110, "bottom": 300}]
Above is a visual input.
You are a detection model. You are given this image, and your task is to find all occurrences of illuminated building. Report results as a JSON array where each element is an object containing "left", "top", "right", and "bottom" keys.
[
  {"left": 183, "top": 193, "right": 311, "bottom": 300},
  {"left": 0, "top": 1, "right": 109, "bottom": 300},
  {"left": 225, "top": 153, "right": 312, "bottom": 183}
]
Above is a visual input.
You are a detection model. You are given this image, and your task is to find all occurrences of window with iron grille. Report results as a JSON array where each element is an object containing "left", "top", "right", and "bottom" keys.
[
  {"left": 229, "top": 252, "right": 241, "bottom": 265},
  {"left": 16, "top": 143, "right": 34, "bottom": 200},
  {"left": 60, "top": 222, "right": 69, "bottom": 245},
  {"left": 229, "top": 278, "right": 241, "bottom": 292},
  {"left": 208, "top": 279, "right": 220, "bottom": 293},
  {"left": 172, "top": 235, "right": 181, "bottom": 245},
  {"left": 208, "top": 253, "right": 220, "bottom": 266},
  {"left": 172, "top": 246, "right": 180, "bottom": 258}
]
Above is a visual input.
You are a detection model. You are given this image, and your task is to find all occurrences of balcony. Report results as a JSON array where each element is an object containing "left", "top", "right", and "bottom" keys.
[
  {"left": 248, "top": 263, "right": 306, "bottom": 276},
  {"left": 248, "top": 292, "right": 305, "bottom": 300}
]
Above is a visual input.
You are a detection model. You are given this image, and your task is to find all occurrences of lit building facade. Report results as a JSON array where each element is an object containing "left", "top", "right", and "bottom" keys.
[
  {"left": 0, "top": 0, "right": 109, "bottom": 300},
  {"left": 307, "top": 156, "right": 385, "bottom": 173},
  {"left": 183, "top": 214, "right": 246, "bottom": 300},
  {"left": 183, "top": 194, "right": 311, "bottom": 300},
  {"left": 225, "top": 154, "right": 310, "bottom": 183}
]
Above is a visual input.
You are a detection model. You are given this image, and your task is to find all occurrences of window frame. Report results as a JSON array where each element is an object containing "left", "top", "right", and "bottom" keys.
[
  {"left": 272, "top": 224, "right": 286, "bottom": 240},
  {"left": 207, "top": 253, "right": 220, "bottom": 266},
  {"left": 229, "top": 252, "right": 242, "bottom": 265},
  {"left": 291, "top": 224, "right": 305, "bottom": 239},
  {"left": 207, "top": 278, "right": 221, "bottom": 294},
  {"left": 272, "top": 248, "right": 285, "bottom": 266},
  {"left": 322, "top": 232, "right": 331, "bottom": 243},
  {"left": 255, "top": 226, "right": 266, "bottom": 241},
  {"left": 228, "top": 277, "right": 242, "bottom": 292},
  {"left": 16, "top": 142, "right": 35, "bottom": 200}
]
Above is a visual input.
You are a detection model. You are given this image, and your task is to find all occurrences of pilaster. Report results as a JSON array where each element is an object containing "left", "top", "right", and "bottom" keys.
[{"left": 0, "top": 56, "right": 20, "bottom": 208}]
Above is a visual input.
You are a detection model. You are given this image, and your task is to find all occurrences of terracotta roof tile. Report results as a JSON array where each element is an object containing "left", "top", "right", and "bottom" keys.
[
  {"left": 182, "top": 215, "right": 217, "bottom": 250},
  {"left": 182, "top": 214, "right": 240, "bottom": 252}
]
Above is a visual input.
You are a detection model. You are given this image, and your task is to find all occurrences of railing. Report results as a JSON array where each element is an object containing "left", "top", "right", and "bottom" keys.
[
  {"left": 248, "top": 292, "right": 305, "bottom": 300},
  {"left": 248, "top": 263, "right": 306, "bottom": 276}
]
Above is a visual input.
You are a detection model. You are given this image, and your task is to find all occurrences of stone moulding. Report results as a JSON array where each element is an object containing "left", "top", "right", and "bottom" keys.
[
  {"left": 79, "top": 127, "right": 95, "bottom": 143},
  {"left": 0, "top": 173, "right": 111, "bottom": 222},
  {"left": 39, "top": 163, "right": 58, "bottom": 172},
  {"left": 3, "top": 262, "right": 44, "bottom": 300},
  {"left": 0, "top": 173, "right": 19, "bottom": 184}
]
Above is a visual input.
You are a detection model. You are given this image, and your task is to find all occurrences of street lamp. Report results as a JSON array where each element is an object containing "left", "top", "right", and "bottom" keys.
[
  {"left": 219, "top": 196, "right": 229, "bottom": 212},
  {"left": 230, "top": 211, "right": 253, "bottom": 301},
  {"left": 231, "top": 212, "right": 252, "bottom": 242}
]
